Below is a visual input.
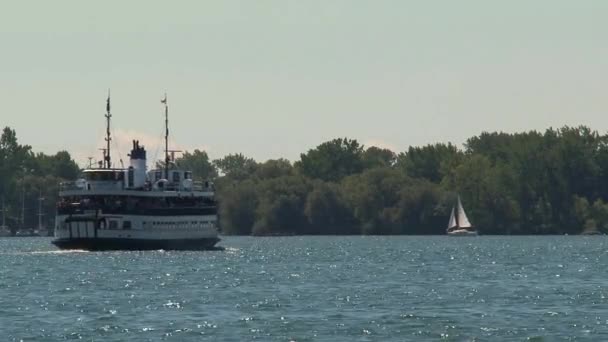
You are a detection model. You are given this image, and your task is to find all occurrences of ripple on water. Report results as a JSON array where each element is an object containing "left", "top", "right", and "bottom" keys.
[{"left": 2, "top": 236, "right": 608, "bottom": 341}]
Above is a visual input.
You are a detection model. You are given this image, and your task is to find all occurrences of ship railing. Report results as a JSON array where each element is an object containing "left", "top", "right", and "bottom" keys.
[
  {"left": 60, "top": 181, "right": 215, "bottom": 193},
  {"left": 157, "top": 181, "right": 214, "bottom": 192},
  {"left": 60, "top": 181, "right": 124, "bottom": 192},
  {"left": 89, "top": 182, "right": 123, "bottom": 190}
]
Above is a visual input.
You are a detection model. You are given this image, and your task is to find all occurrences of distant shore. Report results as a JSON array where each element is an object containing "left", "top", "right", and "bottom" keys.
[{"left": 2, "top": 125, "right": 607, "bottom": 236}]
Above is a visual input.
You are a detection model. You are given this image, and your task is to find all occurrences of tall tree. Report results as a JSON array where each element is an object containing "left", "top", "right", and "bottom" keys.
[
  {"left": 362, "top": 146, "right": 397, "bottom": 169},
  {"left": 0, "top": 127, "right": 32, "bottom": 196},
  {"left": 304, "top": 182, "right": 356, "bottom": 234},
  {"left": 252, "top": 175, "right": 312, "bottom": 235},
  {"left": 254, "top": 159, "right": 293, "bottom": 180},
  {"left": 176, "top": 149, "right": 218, "bottom": 180},
  {"left": 213, "top": 153, "right": 257, "bottom": 180},
  {"left": 396, "top": 143, "right": 461, "bottom": 183},
  {"left": 296, "top": 138, "right": 364, "bottom": 181},
  {"left": 217, "top": 179, "right": 258, "bottom": 235}
]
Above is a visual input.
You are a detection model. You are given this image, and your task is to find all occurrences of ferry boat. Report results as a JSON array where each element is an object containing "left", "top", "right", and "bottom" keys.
[{"left": 52, "top": 94, "right": 220, "bottom": 250}]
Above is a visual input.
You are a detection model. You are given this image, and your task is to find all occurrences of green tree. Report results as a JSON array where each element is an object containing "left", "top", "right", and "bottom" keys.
[
  {"left": 444, "top": 154, "right": 520, "bottom": 234},
  {"left": 213, "top": 153, "right": 257, "bottom": 180},
  {"left": 396, "top": 143, "right": 461, "bottom": 183},
  {"left": 0, "top": 127, "right": 32, "bottom": 196},
  {"left": 340, "top": 168, "right": 411, "bottom": 234},
  {"left": 304, "top": 182, "right": 356, "bottom": 234},
  {"left": 296, "top": 138, "right": 364, "bottom": 182},
  {"left": 217, "top": 179, "right": 258, "bottom": 235},
  {"left": 176, "top": 149, "right": 218, "bottom": 180},
  {"left": 252, "top": 175, "right": 312, "bottom": 235},
  {"left": 574, "top": 196, "right": 608, "bottom": 234},
  {"left": 254, "top": 159, "right": 293, "bottom": 180},
  {"left": 362, "top": 146, "right": 396, "bottom": 169}
]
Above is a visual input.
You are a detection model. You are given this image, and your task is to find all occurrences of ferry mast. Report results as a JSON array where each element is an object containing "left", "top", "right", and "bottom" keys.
[
  {"left": 104, "top": 90, "right": 112, "bottom": 169},
  {"left": 162, "top": 93, "right": 169, "bottom": 179}
]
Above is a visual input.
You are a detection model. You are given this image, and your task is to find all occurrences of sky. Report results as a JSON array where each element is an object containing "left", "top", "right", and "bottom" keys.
[{"left": 1, "top": 1, "right": 607, "bottom": 167}]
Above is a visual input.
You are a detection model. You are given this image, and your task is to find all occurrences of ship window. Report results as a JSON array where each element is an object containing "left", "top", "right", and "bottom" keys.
[
  {"left": 115, "top": 172, "right": 124, "bottom": 181},
  {"left": 185, "top": 172, "right": 192, "bottom": 180},
  {"left": 109, "top": 221, "right": 118, "bottom": 229},
  {"left": 128, "top": 168, "right": 134, "bottom": 187},
  {"left": 155, "top": 170, "right": 162, "bottom": 180},
  {"left": 123, "top": 221, "right": 132, "bottom": 230},
  {"left": 172, "top": 172, "right": 181, "bottom": 183}
]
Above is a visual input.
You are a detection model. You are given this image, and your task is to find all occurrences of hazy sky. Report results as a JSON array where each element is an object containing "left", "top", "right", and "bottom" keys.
[{"left": 1, "top": 1, "right": 607, "bottom": 166}]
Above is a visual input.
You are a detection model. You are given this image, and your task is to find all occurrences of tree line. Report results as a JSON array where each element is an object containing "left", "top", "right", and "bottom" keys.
[
  {"left": 0, "top": 127, "right": 80, "bottom": 232},
  {"left": 2, "top": 125, "right": 607, "bottom": 235},
  {"left": 179, "top": 126, "right": 608, "bottom": 235}
]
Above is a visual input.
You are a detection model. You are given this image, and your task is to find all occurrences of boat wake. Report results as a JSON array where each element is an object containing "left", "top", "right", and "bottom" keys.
[
  {"left": 30, "top": 249, "right": 90, "bottom": 254},
  {"left": 0, "top": 249, "right": 90, "bottom": 256}
]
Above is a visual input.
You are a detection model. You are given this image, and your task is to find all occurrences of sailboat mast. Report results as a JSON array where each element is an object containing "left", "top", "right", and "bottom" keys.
[
  {"left": 105, "top": 90, "right": 112, "bottom": 169},
  {"left": 37, "top": 190, "right": 44, "bottom": 230},
  {"left": 21, "top": 179, "right": 25, "bottom": 229},
  {"left": 455, "top": 196, "right": 460, "bottom": 228},
  {"left": 162, "top": 93, "right": 169, "bottom": 180},
  {"left": 1, "top": 198, "right": 5, "bottom": 228}
]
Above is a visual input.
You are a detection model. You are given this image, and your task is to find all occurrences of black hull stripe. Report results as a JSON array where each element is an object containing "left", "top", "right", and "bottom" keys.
[
  {"left": 57, "top": 208, "right": 217, "bottom": 216},
  {"left": 52, "top": 238, "right": 221, "bottom": 251}
]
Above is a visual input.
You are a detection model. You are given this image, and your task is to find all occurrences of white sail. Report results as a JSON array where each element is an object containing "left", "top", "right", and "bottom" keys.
[
  {"left": 447, "top": 207, "right": 457, "bottom": 230},
  {"left": 456, "top": 196, "right": 472, "bottom": 228}
]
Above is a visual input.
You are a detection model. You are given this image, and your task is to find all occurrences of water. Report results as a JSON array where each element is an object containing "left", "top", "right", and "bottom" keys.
[{"left": 1, "top": 236, "right": 608, "bottom": 341}]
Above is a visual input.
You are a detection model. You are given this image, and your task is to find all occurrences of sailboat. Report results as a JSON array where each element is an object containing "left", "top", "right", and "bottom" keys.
[{"left": 447, "top": 196, "right": 477, "bottom": 236}]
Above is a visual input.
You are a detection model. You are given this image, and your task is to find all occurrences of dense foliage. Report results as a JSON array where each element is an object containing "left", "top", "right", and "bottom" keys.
[
  {"left": 2, "top": 125, "right": 608, "bottom": 235},
  {"left": 207, "top": 128, "right": 608, "bottom": 235},
  {"left": 0, "top": 127, "right": 79, "bottom": 232}
]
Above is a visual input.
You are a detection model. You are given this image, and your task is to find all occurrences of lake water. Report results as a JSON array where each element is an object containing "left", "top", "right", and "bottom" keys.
[{"left": 1, "top": 236, "right": 608, "bottom": 341}]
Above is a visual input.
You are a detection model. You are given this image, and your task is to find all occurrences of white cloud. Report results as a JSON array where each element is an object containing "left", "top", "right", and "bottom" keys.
[{"left": 71, "top": 129, "right": 212, "bottom": 169}]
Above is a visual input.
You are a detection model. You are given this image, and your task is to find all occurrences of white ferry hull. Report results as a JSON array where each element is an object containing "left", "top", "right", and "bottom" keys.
[{"left": 53, "top": 214, "right": 220, "bottom": 251}]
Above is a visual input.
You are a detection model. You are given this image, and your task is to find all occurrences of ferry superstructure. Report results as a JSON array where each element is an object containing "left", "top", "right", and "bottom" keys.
[{"left": 52, "top": 94, "right": 220, "bottom": 250}]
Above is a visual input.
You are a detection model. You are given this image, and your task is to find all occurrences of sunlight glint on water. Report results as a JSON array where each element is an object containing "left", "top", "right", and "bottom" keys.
[{"left": 1, "top": 236, "right": 608, "bottom": 341}]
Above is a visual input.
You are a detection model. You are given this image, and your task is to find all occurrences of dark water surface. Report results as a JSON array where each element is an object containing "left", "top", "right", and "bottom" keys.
[{"left": 1, "top": 236, "right": 608, "bottom": 341}]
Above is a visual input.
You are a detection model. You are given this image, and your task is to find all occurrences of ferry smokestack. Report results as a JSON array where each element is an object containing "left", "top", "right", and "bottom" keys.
[{"left": 128, "top": 140, "right": 147, "bottom": 188}]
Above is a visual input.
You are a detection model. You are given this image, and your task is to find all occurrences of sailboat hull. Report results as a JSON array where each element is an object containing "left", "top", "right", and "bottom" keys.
[{"left": 447, "top": 229, "right": 478, "bottom": 236}]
